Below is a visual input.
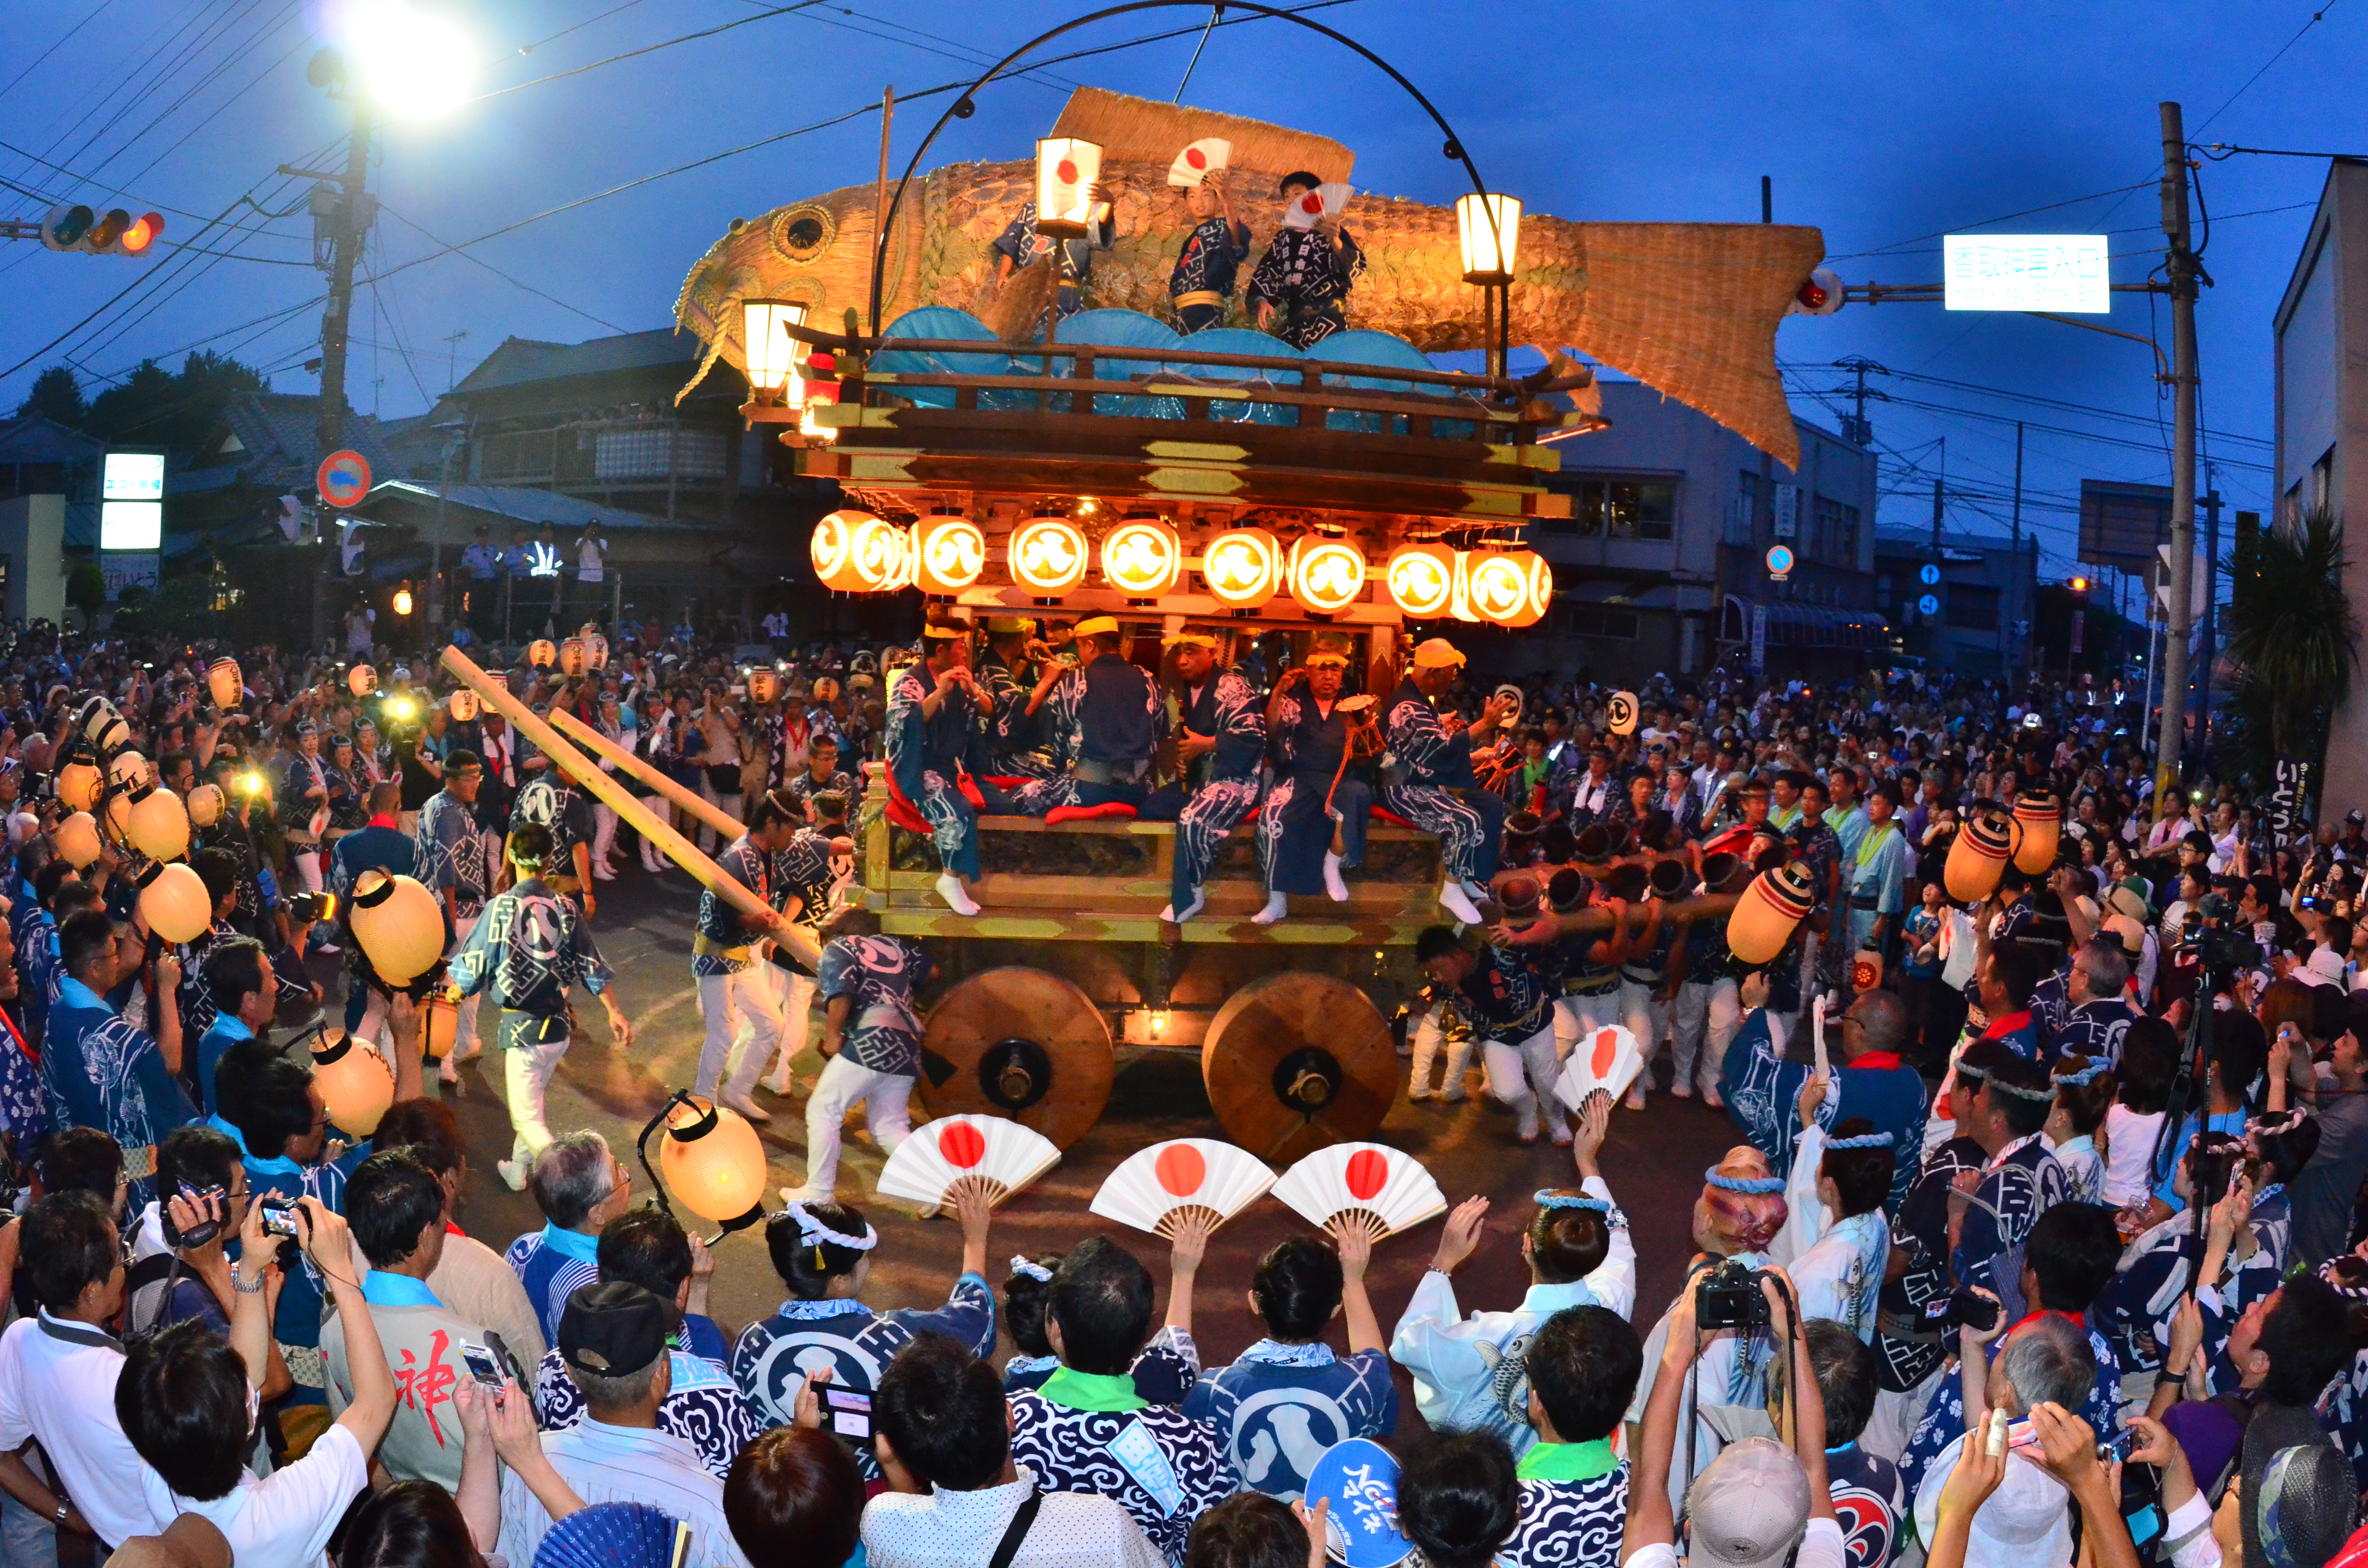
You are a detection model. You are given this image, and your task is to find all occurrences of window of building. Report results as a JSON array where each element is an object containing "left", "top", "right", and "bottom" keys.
[
  {"left": 1550, "top": 604, "right": 1641, "bottom": 640},
  {"left": 2312, "top": 446, "right": 2335, "bottom": 515},
  {"left": 1945, "top": 584, "right": 1999, "bottom": 630},
  {"left": 1545, "top": 475, "right": 1678, "bottom": 539},
  {"left": 1727, "top": 471, "right": 1757, "bottom": 546},
  {"left": 595, "top": 427, "right": 728, "bottom": 481},
  {"left": 1810, "top": 495, "right": 1860, "bottom": 566}
]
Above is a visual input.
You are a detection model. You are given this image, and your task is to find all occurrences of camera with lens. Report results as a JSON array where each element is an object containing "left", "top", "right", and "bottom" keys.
[
  {"left": 286, "top": 890, "right": 338, "bottom": 924},
  {"left": 2176, "top": 896, "right": 2260, "bottom": 978},
  {"left": 1695, "top": 1259, "right": 1771, "bottom": 1331},
  {"left": 1917, "top": 1288, "right": 2002, "bottom": 1335}
]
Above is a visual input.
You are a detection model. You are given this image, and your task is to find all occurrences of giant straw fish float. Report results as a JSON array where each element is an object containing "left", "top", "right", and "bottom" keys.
[{"left": 674, "top": 88, "right": 1828, "bottom": 466}]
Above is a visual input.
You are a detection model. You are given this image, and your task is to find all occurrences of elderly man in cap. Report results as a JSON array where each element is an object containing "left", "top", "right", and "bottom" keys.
[
  {"left": 885, "top": 621, "right": 1008, "bottom": 917},
  {"left": 1253, "top": 636, "right": 1368, "bottom": 924},
  {"left": 1137, "top": 628, "right": 1264, "bottom": 924},
  {"left": 1382, "top": 637, "right": 1512, "bottom": 927}
]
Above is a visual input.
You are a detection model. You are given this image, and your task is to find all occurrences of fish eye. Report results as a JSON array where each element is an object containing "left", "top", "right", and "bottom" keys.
[
  {"left": 771, "top": 205, "right": 833, "bottom": 261},
  {"left": 786, "top": 216, "right": 824, "bottom": 250}
]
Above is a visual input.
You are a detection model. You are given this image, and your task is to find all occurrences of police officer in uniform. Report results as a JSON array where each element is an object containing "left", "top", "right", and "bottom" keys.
[
  {"left": 1380, "top": 638, "right": 1511, "bottom": 927},
  {"left": 1138, "top": 629, "right": 1264, "bottom": 925},
  {"left": 1253, "top": 639, "right": 1368, "bottom": 925}
]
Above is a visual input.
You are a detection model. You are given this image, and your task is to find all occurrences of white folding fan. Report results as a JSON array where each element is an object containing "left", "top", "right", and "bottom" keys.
[
  {"left": 1270, "top": 1143, "right": 1445, "bottom": 1238},
  {"left": 1554, "top": 1023, "right": 1643, "bottom": 1112},
  {"left": 875, "top": 1115, "right": 1060, "bottom": 1208},
  {"left": 1091, "top": 1139, "right": 1274, "bottom": 1236},
  {"left": 1281, "top": 182, "right": 1355, "bottom": 231},
  {"left": 1167, "top": 137, "right": 1233, "bottom": 188}
]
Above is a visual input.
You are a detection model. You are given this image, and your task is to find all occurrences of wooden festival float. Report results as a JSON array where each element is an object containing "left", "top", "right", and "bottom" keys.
[{"left": 622, "top": 24, "right": 1825, "bottom": 1158}]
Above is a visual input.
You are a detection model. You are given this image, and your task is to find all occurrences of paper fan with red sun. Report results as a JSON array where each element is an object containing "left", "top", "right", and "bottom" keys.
[
  {"left": 1280, "top": 182, "right": 1355, "bottom": 231},
  {"left": 1090, "top": 1139, "right": 1275, "bottom": 1236},
  {"left": 1166, "top": 138, "right": 1233, "bottom": 188},
  {"left": 875, "top": 1114, "right": 1060, "bottom": 1209},
  {"left": 1554, "top": 1023, "right": 1643, "bottom": 1113},
  {"left": 1270, "top": 1143, "right": 1445, "bottom": 1239}
]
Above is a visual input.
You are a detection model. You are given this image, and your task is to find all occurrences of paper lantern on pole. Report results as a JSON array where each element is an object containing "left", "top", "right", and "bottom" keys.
[
  {"left": 136, "top": 860, "right": 210, "bottom": 944},
  {"left": 55, "top": 812, "right": 100, "bottom": 869},
  {"left": 913, "top": 512, "right": 986, "bottom": 595},
  {"left": 207, "top": 658, "right": 242, "bottom": 710},
  {"left": 124, "top": 782, "right": 190, "bottom": 864},
  {"left": 654, "top": 1094, "right": 769, "bottom": 1232},
  {"left": 1200, "top": 527, "right": 1281, "bottom": 609},
  {"left": 1102, "top": 517, "right": 1183, "bottom": 598},
  {"left": 583, "top": 632, "right": 610, "bottom": 671},
  {"left": 1287, "top": 535, "right": 1367, "bottom": 615},
  {"left": 77, "top": 698, "right": 129, "bottom": 756},
  {"left": 558, "top": 638, "right": 587, "bottom": 677},
  {"left": 310, "top": 1032, "right": 394, "bottom": 1138},
  {"left": 103, "top": 791, "right": 133, "bottom": 846},
  {"left": 741, "top": 298, "right": 810, "bottom": 406},
  {"left": 108, "top": 750, "right": 149, "bottom": 792},
  {"left": 1463, "top": 552, "right": 1537, "bottom": 626},
  {"left": 528, "top": 640, "right": 556, "bottom": 670},
  {"left": 348, "top": 870, "right": 446, "bottom": 986},
  {"left": 1728, "top": 863, "right": 1817, "bottom": 965},
  {"left": 1944, "top": 809, "right": 2015, "bottom": 904},
  {"left": 1034, "top": 137, "right": 1104, "bottom": 237},
  {"left": 1455, "top": 192, "right": 1524, "bottom": 283},
  {"left": 56, "top": 755, "right": 102, "bottom": 813},
  {"left": 2011, "top": 793, "right": 2061, "bottom": 874},
  {"left": 1009, "top": 515, "right": 1089, "bottom": 595},
  {"left": 747, "top": 667, "right": 782, "bottom": 705},
  {"left": 348, "top": 663, "right": 380, "bottom": 697},
  {"left": 186, "top": 783, "right": 226, "bottom": 829},
  {"left": 447, "top": 687, "right": 480, "bottom": 723}
]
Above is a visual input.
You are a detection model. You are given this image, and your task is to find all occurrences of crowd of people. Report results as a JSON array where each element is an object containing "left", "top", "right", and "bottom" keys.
[{"left": 7, "top": 604, "right": 2368, "bottom": 1568}]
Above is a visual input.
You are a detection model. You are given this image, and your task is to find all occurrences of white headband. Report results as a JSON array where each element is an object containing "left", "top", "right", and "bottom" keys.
[{"left": 780, "top": 1201, "right": 877, "bottom": 1253}]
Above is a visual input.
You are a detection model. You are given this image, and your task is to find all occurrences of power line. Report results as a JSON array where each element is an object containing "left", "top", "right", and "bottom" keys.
[
  {"left": 463, "top": 1, "right": 830, "bottom": 107},
  {"left": 2193, "top": 2, "right": 2338, "bottom": 135},
  {"left": 1826, "top": 182, "right": 2155, "bottom": 262},
  {"left": 377, "top": 204, "right": 630, "bottom": 333}
]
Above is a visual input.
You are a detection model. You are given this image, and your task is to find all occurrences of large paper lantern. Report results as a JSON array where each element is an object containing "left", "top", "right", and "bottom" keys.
[
  {"left": 56, "top": 755, "right": 102, "bottom": 813},
  {"left": 185, "top": 783, "right": 226, "bottom": 829},
  {"left": 1463, "top": 552, "right": 1537, "bottom": 626},
  {"left": 559, "top": 639, "right": 587, "bottom": 677},
  {"left": 1033, "top": 137, "right": 1104, "bottom": 237},
  {"left": 447, "top": 688, "right": 480, "bottom": 723},
  {"left": 655, "top": 1094, "right": 769, "bottom": 1232},
  {"left": 1287, "top": 535, "right": 1367, "bottom": 615},
  {"left": 311, "top": 1032, "right": 394, "bottom": 1138},
  {"left": 348, "top": 870, "right": 445, "bottom": 986},
  {"left": 1729, "top": 863, "right": 1817, "bottom": 965},
  {"left": 1483, "top": 550, "right": 1554, "bottom": 628},
  {"left": 810, "top": 509, "right": 870, "bottom": 592},
  {"left": 527, "top": 639, "right": 556, "bottom": 670},
  {"left": 1944, "top": 809, "right": 2015, "bottom": 905},
  {"left": 1387, "top": 542, "right": 1456, "bottom": 618},
  {"left": 55, "top": 812, "right": 100, "bottom": 869},
  {"left": 2011, "top": 793, "right": 2061, "bottom": 874},
  {"left": 583, "top": 632, "right": 610, "bottom": 671},
  {"left": 124, "top": 782, "right": 190, "bottom": 864},
  {"left": 880, "top": 522, "right": 918, "bottom": 592},
  {"left": 207, "top": 658, "right": 242, "bottom": 710},
  {"left": 420, "top": 996, "right": 460, "bottom": 1062},
  {"left": 103, "top": 791, "right": 133, "bottom": 846},
  {"left": 1009, "top": 516, "right": 1089, "bottom": 595},
  {"left": 913, "top": 512, "right": 987, "bottom": 595},
  {"left": 1447, "top": 551, "right": 1482, "bottom": 623},
  {"left": 108, "top": 750, "right": 149, "bottom": 792},
  {"left": 851, "top": 514, "right": 908, "bottom": 593},
  {"left": 348, "top": 663, "right": 379, "bottom": 697},
  {"left": 136, "top": 860, "right": 210, "bottom": 944},
  {"left": 1102, "top": 518, "right": 1183, "bottom": 599},
  {"left": 1200, "top": 527, "right": 1281, "bottom": 610}
]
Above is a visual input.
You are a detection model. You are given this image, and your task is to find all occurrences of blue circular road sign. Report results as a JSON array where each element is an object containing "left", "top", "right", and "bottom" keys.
[
  {"left": 1919, "top": 563, "right": 1941, "bottom": 586},
  {"left": 1765, "top": 544, "right": 1794, "bottom": 576},
  {"left": 1919, "top": 593, "right": 1941, "bottom": 616}
]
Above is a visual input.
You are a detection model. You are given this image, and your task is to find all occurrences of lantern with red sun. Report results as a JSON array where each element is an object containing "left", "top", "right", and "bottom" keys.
[
  {"left": 1200, "top": 527, "right": 1282, "bottom": 609},
  {"left": 1034, "top": 138, "right": 1104, "bottom": 237}
]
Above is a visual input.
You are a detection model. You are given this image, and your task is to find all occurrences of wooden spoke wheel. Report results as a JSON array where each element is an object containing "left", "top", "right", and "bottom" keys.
[
  {"left": 1201, "top": 973, "right": 1395, "bottom": 1164},
  {"left": 917, "top": 967, "right": 1114, "bottom": 1149}
]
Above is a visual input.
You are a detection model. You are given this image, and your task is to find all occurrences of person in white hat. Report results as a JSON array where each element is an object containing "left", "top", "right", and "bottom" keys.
[{"left": 1382, "top": 638, "right": 1513, "bottom": 927}]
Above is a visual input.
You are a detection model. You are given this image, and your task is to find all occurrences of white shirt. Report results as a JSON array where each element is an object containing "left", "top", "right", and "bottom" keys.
[
  {"left": 578, "top": 537, "right": 607, "bottom": 583},
  {"left": 1621, "top": 1518, "right": 1845, "bottom": 1568},
  {"left": 0, "top": 1313, "right": 174, "bottom": 1548},
  {"left": 864, "top": 1466, "right": 1165, "bottom": 1568},
  {"left": 497, "top": 1418, "right": 750, "bottom": 1568},
  {"left": 138, "top": 1421, "right": 368, "bottom": 1568}
]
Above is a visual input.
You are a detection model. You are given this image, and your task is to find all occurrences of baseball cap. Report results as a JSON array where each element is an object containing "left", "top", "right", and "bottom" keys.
[
  {"left": 2349, "top": 810, "right": 2364, "bottom": 827},
  {"left": 1685, "top": 1438, "right": 1810, "bottom": 1568},
  {"left": 558, "top": 1281, "right": 681, "bottom": 1379}
]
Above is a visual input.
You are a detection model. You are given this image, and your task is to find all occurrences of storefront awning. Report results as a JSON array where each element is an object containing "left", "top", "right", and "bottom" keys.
[{"left": 1719, "top": 595, "right": 1889, "bottom": 650}]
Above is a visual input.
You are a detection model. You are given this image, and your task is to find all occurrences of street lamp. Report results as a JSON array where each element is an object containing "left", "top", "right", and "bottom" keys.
[
  {"left": 1455, "top": 193, "right": 1522, "bottom": 380},
  {"left": 340, "top": 1, "right": 477, "bottom": 119},
  {"left": 393, "top": 583, "right": 414, "bottom": 617},
  {"left": 742, "top": 299, "right": 810, "bottom": 411}
]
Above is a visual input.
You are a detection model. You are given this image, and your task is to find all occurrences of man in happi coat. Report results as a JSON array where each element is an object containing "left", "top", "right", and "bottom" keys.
[
  {"left": 1169, "top": 175, "right": 1251, "bottom": 333},
  {"left": 1248, "top": 171, "right": 1366, "bottom": 349},
  {"left": 884, "top": 624, "right": 1007, "bottom": 917},
  {"left": 1380, "top": 637, "right": 1511, "bottom": 929},
  {"left": 1137, "top": 629, "right": 1263, "bottom": 925},
  {"left": 991, "top": 187, "right": 1113, "bottom": 330},
  {"left": 1253, "top": 639, "right": 1369, "bottom": 925}
]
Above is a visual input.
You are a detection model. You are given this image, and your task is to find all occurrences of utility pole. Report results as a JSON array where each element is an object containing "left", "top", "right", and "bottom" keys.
[
  {"left": 313, "top": 102, "right": 373, "bottom": 462},
  {"left": 2196, "top": 476, "right": 2222, "bottom": 756},
  {"left": 2154, "top": 100, "right": 2201, "bottom": 787},
  {"left": 2010, "top": 420, "right": 2024, "bottom": 682}
]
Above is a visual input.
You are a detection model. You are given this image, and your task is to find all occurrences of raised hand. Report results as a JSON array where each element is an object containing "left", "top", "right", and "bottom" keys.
[{"left": 1429, "top": 1195, "right": 1490, "bottom": 1275}]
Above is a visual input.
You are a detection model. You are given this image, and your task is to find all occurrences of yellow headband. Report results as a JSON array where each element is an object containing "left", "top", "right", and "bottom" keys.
[
  {"left": 921, "top": 623, "right": 967, "bottom": 641},
  {"left": 1073, "top": 615, "right": 1121, "bottom": 638},
  {"left": 985, "top": 616, "right": 1036, "bottom": 636},
  {"left": 1411, "top": 637, "right": 1466, "bottom": 669},
  {"left": 1162, "top": 631, "right": 1219, "bottom": 649},
  {"left": 1302, "top": 652, "right": 1350, "bottom": 669}
]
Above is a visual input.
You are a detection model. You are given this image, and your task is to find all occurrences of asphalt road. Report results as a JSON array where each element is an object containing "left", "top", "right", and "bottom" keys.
[{"left": 366, "top": 866, "right": 1743, "bottom": 1388}]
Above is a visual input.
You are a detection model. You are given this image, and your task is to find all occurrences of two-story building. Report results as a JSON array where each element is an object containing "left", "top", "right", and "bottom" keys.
[{"left": 1871, "top": 526, "right": 2039, "bottom": 678}]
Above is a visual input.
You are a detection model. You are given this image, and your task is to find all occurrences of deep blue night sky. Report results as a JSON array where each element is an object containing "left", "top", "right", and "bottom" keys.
[{"left": 1, "top": 1, "right": 2352, "bottom": 587}]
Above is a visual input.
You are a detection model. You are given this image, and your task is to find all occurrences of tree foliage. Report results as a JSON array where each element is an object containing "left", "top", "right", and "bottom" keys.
[
  {"left": 2220, "top": 506, "right": 2360, "bottom": 782},
  {"left": 83, "top": 351, "right": 265, "bottom": 453},
  {"left": 13, "top": 366, "right": 86, "bottom": 427},
  {"left": 65, "top": 562, "right": 107, "bottom": 629}
]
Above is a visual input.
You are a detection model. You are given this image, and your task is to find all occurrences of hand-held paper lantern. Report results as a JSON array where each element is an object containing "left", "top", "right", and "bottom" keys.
[
  {"left": 559, "top": 639, "right": 587, "bottom": 677},
  {"left": 1200, "top": 527, "right": 1281, "bottom": 610},
  {"left": 420, "top": 996, "right": 459, "bottom": 1062},
  {"left": 185, "top": 783, "right": 226, "bottom": 829},
  {"left": 2011, "top": 793, "right": 2061, "bottom": 874},
  {"left": 1605, "top": 691, "right": 1639, "bottom": 736},
  {"left": 1102, "top": 518, "right": 1183, "bottom": 598},
  {"left": 1386, "top": 543, "right": 1456, "bottom": 618},
  {"left": 1270, "top": 1143, "right": 1446, "bottom": 1238},
  {"left": 1008, "top": 516, "right": 1089, "bottom": 595},
  {"left": 747, "top": 668, "right": 781, "bottom": 705},
  {"left": 1554, "top": 1024, "right": 1643, "bottom": 1111},
  {"left": 1090, "top": 1139, "right": 1275, "bottom": 1236},
  {"left": 348, "top": 663, "right": 379, "bottom": 697},
  {"left": 311, "top": 1032, "right": 395, "bottom": 1138},
  {"left": 1287, "top": 535, "right": 1367, "bottom": 615},
  {"left": 207, "top": 658, "right": 242, "bottom": 710},
  {"left": 1944, "top": 809, "right": 2015, "bottom": 904},
  {"left": 77, "top": 697, "right": 129, "bottom": 756},
  {"left": 124, "top": 782, "right": 190, "bottom": 864},
  {"left": 652, "top": 1095, "right": 769, "bottom": 1232},
  {"left": 136, "top": 860, "right": 211, "bottom": 944},
  {"left": 447, "top": 687, "right": 481, "bottom": 723},
  {"left": 1728, "top": 863, "right": 1817, "bottom": 965},
  {"left": 913, "top": 512, "right": 987, "bottom": 595},
  {"left": 108, "top": 750, "right": 149, "bottom": 792},
  {"left": 1034, "top": 137, "right": 1104, "bottom": 236},
  {"left": 103, "top": 791, "right": 133, "bottom": 846},
  {"left": 348, "top": 870, "right": 445, "bottom": 986},
  {"left": 875, "top": 1114, "right": 1061, "bottom": 1209},
  {"left": 583, "top": 632, "right": 610, "bottom": 671},
  {"left": 528, "top": 640, "right": 556, "bottom": 670},
  {"left": 56, "top": 755, "right": 102, "bottom": 813},
  {"left": 55, "top": 812, "right": 101, "bottom": 868}
]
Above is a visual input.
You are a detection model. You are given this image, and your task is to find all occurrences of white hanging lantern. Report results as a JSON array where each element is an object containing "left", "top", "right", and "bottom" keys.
[
  {"left": 742, "top": 299, "right": 810, "bottom": 406},
  {"left": 1034, "top": 138, "right": 1104, "bottom": 237},
  {"left": 1455, "top": 192, "right": 1524, "bottom": 284}
]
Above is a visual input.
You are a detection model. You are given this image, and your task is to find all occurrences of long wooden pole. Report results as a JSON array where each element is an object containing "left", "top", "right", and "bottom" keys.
[
  {"left": 440, "top": 648, "right": 820, "bottom": 970},
  {"left": 547, "top": 706, "right": 743, "bottom": 841}
]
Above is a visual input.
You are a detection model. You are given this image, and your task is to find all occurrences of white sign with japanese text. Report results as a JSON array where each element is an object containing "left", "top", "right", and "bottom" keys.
[{"left": 1944, "top": 234, "right": 2110, "bottom": 313}]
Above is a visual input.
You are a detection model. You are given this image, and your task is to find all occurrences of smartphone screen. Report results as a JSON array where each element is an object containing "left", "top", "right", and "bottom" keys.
[
  {"left": 825, "top": 1388, "right": 872, "bottom": 1440},
  {"left": 460, "top": 1341, "right": 504, "bottom": 1388}
]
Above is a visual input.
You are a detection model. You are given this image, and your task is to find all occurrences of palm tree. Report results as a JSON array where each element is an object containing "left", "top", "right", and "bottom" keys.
[{"left": 2222, "top": 506, "right": 2360, "bottom": 761}]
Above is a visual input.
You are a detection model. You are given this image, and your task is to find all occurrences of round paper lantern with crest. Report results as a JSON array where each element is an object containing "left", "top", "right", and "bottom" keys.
[
  {"left": 55, "top": 813, "right": 101, "bottom": 869},
  {"left": 1200, "top": 527, "right": 1281, "bottom": 609},
  {"left": 810, "top": 508, "right": 878, "bottom": 592},
  {"left": 527, "top": 639, "right": 556, "bottom": 669},
  {"left": 186, "top": 783, "right": 226, "bottom": 829},
  {"left": 136, "top": 860, "right": 210, "bottom": 944},
  {"left": 125, "top": 782, "right": 190, "bottom": 864},
  {"left": 1386, "top": 542, "right": 1456, "bottom": 618},
  {"left": 447, "top": 688, "right": 480, "bottom": 723},
  {"left": 1009, "top": 515, "right": 1089, "bottom": 595},
  {"left": 207, "top": 658, "right": 242, "bottom": 710},
  {"left": 1447, "top": 551, "right": 1482, "bottom": 622},
  {"left": 347, "top": 663, "right": 379, "bottom": 698},
  {"left": 1101, "top": 518, "right": 1183, "bottom": 598},
  {"left": 582, "top": 631, "right": 609, "bottom": 670},
  {"left": 747, "top": 668, "right": 781, "bottom": 705},
  {"left": 1287, "top": 535, "right": 1367, "bottom": 615},
  {"left": 108, "top": 750, "right": 149, "bottom": 792},
  {"left": 655, "top": 1095, "right": 769, "bottom": 1231},
  {"left": 1465, "top": 550, "right": 1550, "bottom": 627},
  {"left": 348, "top": 870, "right": 445, "bottom": 986},
  {"left": 913, "top": 512, "right": 987, "bottom": 594},
  {"left": 311, "top": 1032, "right": 394, "bottom": 1138},
  {"left": 56, "top": 754, "right": 102, "bottom": 813}
]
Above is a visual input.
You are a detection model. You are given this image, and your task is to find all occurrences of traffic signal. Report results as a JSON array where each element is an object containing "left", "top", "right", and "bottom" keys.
[
  {"left": 2069, "top": 575, "right": 2090, "bottom": 595},
  {"left": 1788, "top": 265, "right": 1845, "bottom": 316},
  {"left": 40, "top": 201, "right": 163, "bottom": 256}
]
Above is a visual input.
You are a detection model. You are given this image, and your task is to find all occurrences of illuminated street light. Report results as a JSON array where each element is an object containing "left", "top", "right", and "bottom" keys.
[{"left": 342, "top": 1, "right": 477, "bottom": 117}]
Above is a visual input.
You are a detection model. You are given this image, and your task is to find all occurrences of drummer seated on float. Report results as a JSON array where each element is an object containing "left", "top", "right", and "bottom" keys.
[
  {"left": 1065, "top": 615, "right": 1165, "bottom": 812},
  {"left": 1138, "top": 629, "right": 1265, "bottom": 926},
  {"left": 1252, "top": 638, "right": 1372, "bottom": 926},
  {"left": 884, "top": 622, "right": 1010, "bottom": 918},
  {"left": 976, "top": 616, "right": 1062, "bottom": 783},
  {"left": 1382, "top": 637, "right": 1511, "bottom": 928}
]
